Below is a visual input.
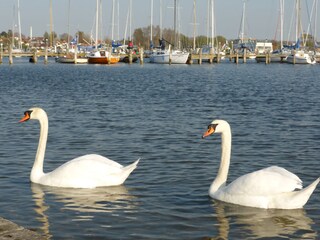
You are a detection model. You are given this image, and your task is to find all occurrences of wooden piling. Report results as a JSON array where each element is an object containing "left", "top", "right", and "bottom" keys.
[
  {"left": 9, "top": 46, "right": 13, "bottom": 64},
  {"left": 74, "top": 46, "right": 78, "bottom": 64},
  {"left": 235, "top": 52, "right": 239, "bottom": 64},
  {"left": 209, "top": 48, "right": 213, "bottom": 64},
  {"left": 198, "top": 48, "right": 202, "bottom": 64},
  {"left": 32, "top": 51, "right": 38, "bottom": 63},
  {"left": 169, "top": 46, "right": 172, "bottom": 65},
  {"left": 129, "top": 49, "right": 133, "bottom": 64},
  {"left": 217, "top": 42, "right": 221, "bottom": 63},
  {"left": 44, "top": 46, "right": 48, "bottom": 64},
  {"left": 243, "top": 48, "right": 247, "bottom": 63},
  {"left": 217, "top": 52, "right": 221, "bottom": 63},
  {"left": 139, "top": 48, "right": 144, "bottom": 65}
]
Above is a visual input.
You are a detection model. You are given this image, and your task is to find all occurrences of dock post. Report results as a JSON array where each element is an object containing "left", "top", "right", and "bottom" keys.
[
  {"left": 32, "top": 51, "right": 38, "bottom": 63},
  {"left": 0, "top": 42, "right": 3, "bottom": 64},
  {"left": 209, "top": 48, "right": 213, "bottom": 64},
  {"left": 265, "top": 53, "right": 268, "bottom": 64},
  {"left": 169, "top": 45, "right": 172, "bottom": 65},
  {"left": 293, "top": 51, "right": 296, "bottom": 64},
  {"left": 129, "top": 49, "right": 133, "bottom": 64},
  {"left": 217, "top": 42, "right": 221, "bottom": 63},
  {"left": 44, "top": 45, "right": 48, "bottom": 64},
  {"left": 243, "top": 48, "right": 247, "bottom": 63},
  {"left": 139, "top": 48, "right": 144, "bottom": 65},
  {"left": 9, "top": 45, "right": 13, "bottom": 64},
  {"left": 198, "top": 48, "right": 202, "bottom": 64},
  {"left": 235, "top": 51, "right": 239, "bottom": 64},
  {"left": 188, "top": 53, "right": 193, "bottom": 64},
  {"left": 74, "top": 46, "right": 78, "bottom": 64}
]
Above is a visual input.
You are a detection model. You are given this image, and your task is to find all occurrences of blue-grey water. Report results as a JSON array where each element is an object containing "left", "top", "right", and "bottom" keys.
[{"left": 0, "top": 58, "right": 319, "bottom": 239}]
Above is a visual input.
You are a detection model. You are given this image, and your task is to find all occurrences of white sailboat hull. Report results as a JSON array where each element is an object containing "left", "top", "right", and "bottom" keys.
[
  {"left": 286, "top": 51, "right": 316, "bottom": 64},
  {"left": 149, "top": 50, "right": 189, "bottom": 64}
]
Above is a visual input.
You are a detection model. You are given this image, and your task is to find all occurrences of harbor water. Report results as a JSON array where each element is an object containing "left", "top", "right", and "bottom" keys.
[{"left": 0, "top": 58, "right": 319, "bottom": 239}]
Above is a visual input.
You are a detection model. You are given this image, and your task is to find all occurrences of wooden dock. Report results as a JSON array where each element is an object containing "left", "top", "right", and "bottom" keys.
[
  {"left": 0, "top": 217, "right": 45, "bottom": 239},
  {"left": 1, "top": 50, "right": 319, "bottom": 65}
]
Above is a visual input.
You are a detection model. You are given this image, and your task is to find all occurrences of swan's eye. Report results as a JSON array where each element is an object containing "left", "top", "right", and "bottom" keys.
[
  {"left": 208, "top": 123, "right": 218, "bottom": 130},
  {"left": 24, "top": 110, "right": 33, "bottom": 116}
]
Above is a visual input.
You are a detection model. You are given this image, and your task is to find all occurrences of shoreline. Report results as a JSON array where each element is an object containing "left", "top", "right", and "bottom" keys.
[{"left": 0, "top": 217, "right": 45, "bottom": 240}]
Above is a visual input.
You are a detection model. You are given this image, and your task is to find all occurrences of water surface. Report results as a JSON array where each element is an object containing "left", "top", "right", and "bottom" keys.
[{"left": 0, "top": 58, "right": 319, "bottom": 239}]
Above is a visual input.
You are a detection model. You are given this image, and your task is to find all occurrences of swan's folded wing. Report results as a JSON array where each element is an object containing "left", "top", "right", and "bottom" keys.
[
  {"left": 52, "top": 154, "right": 124, "bottom": 177},
  {"left": 224, "top": 166, "right": 303, "bottom": 196}
]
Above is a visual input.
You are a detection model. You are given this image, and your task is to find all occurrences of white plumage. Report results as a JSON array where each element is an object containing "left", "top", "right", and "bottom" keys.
[
  {"left": 20, "top": 107, "right": 139, "bottom": 188},
  {"left": 203, "top": 119, "right": 319, "bottom": 209}
]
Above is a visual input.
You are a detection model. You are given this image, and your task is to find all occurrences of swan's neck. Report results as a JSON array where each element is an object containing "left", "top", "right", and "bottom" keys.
[
  {"left": 210, "top": 128, "right": 231, "bottom": 194},
  {"left": 31, "top": 115, "right": 47, "bottom": 182}
]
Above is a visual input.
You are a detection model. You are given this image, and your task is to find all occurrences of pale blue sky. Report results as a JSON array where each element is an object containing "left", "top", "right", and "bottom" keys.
[{"left": 0, "top": 0, "right": 318, "bottom": 41}]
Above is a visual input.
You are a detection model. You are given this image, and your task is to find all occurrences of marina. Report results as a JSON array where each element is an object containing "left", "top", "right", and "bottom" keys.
[{"left": 1, "top": 50, "right": 319, "bottom": 65}]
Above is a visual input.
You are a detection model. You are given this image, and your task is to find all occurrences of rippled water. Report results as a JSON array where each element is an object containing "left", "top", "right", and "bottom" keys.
[{"left": 0, "top": 58, "right": 319, "bottom": 239}]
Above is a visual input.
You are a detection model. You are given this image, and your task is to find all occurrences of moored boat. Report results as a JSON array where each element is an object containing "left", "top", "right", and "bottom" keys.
[
  {"left": 149, "top": 45, "right": 189, "bottom": 64},
  {"left": 87, "top": 50, "right": 120, "bottom": 64},
  {"left": 286, "top": 50, "right": 316, "bottom": 64}
]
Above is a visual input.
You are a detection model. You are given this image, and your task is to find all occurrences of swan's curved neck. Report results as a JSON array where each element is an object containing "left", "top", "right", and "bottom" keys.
[
  {"left": 31, "top": 114, "right": 47, "bottom": 182},
  {"left": 210, "top": 127, "right": 231, "bottom": 194}
]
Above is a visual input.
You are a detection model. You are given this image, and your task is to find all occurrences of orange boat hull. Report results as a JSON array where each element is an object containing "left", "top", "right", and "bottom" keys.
[{"left": 88, "top": 57, "right": 120, "bottom": 64}]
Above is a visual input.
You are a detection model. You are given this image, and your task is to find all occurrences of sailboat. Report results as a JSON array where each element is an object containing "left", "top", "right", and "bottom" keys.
[
  {"left": 149, "top": 0, "right": 189, "bottom": 64},
  {"left": 88, "top": 0, "right": 120, "bottom": 64},
  {"left": 233, "top": 0, "right": 256, "bottom": 59},
  {"left": 286, "top": 0, "right": 316, "bottom": 64},
  {"left": 55, "top": 0, "right": 88, "bottom": 64},
  {"left": 255, "top": 0, "right": 289, "bottom": 63}
]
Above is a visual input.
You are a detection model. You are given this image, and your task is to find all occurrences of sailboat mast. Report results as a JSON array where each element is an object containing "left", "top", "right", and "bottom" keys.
[
  {"left": 280, "top": 0, "right": 284, "bottom": 49},
  {"left": 67, "top": 0, "right": 71, "bottom": 52},
  {"left": 211, "top": 0, "right": 214, "bottom": 48},
  {"left": 150, "top": 0, "right": 153, "bottom": 43},
  {"left": 160, "top": 0, "right": 163, "bottom": 39},
  {"left": 174, "top": 0, "right": 177, "bottom": 48},
  {"left": 193, "top": 0, "right": 196, "bottom": 50},
  {"left": 117, "top": 0, "right": 120, "bottom": 41},
  {"left": 17, "top": 0, "right": 22, "bottom": 50},
  {"left": 95, "top": 0, "right": 99, "bottom": 49},
  {"left": 315, "top": 0, "right": 318, "bottom": 44},
  {"left": 49, "top": 0, "right": 53, "bottom": 47},
  {"left": 240, "top": 0, "right": 246, "bottom": 42},
  {"left": 12, "top": 3, "right": 15, "bottom": 49},
  {"left": 295, "top": 0, "right": 300, "bottom": 42},
  {"left": 129, "top": 0, "right": 132, "bottom": 41},
  {"left": 112, "top": 0, "right": 115, "bottom": 41}
]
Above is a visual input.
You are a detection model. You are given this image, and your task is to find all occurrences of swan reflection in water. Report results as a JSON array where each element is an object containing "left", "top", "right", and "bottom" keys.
[
  {"left": 209, "top": 200, "right": 317, "bottom": 239},
  {"left": 31, "top": 183, "right": 137, "bottom": 238}
]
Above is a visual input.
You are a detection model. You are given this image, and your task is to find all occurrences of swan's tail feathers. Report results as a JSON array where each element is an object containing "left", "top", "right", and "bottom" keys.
[
  {"left": 290, "top": 177, "right": 320, "bottom": 209},
  {"left": 120, "top": 158, "right": 140, "bottom": 184}
]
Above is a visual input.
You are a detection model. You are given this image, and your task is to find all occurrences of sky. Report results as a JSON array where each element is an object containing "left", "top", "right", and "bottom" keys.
[{"left": 0, "top": 0, "right": 319, "bottom": 42}]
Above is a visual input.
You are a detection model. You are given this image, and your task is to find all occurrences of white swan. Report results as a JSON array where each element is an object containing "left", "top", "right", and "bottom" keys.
[
  {"left": 19, "top": 107, "right": 139, "bottom": 188},
  {"left": 202, "top": 119, "right": 319, "bottom": 209}
]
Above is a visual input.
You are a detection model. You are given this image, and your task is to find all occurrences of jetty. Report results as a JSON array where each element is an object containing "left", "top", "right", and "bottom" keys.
[{"left": 0, "top": 217, "right": 45, "bottom": 239}]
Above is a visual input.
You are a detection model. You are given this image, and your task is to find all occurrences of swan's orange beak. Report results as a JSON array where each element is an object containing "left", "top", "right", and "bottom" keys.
[
  {"left": 19, "top": 111, "right": 31, "bottom": 123},
  {"left": 202, "top": 125, "right": 215, "bottom": 139}
]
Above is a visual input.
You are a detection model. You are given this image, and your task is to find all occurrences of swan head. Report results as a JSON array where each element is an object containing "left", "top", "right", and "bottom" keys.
[
  {"left": 19, "top": 107, "right": 47, "bottom": 122},
  {"left": 202, "top": 119, "right": 230, "bottom": 138}
]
